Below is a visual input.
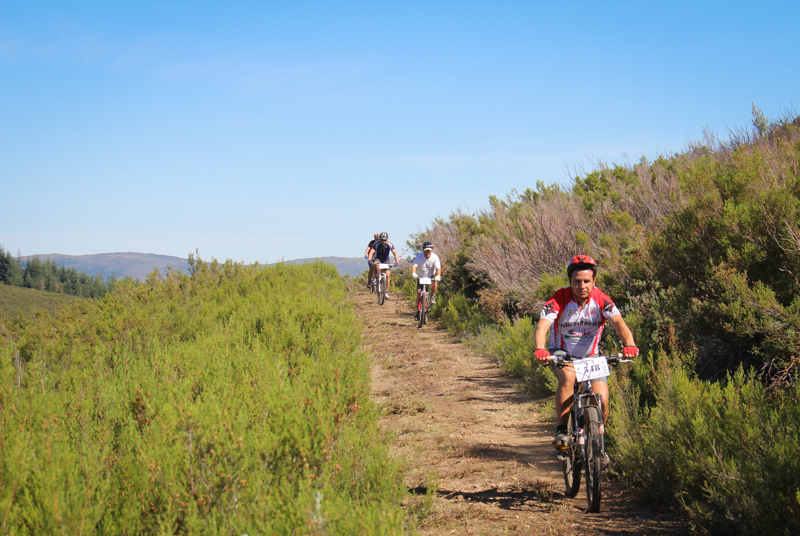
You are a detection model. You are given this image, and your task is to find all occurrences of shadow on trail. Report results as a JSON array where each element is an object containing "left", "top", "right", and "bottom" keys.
[
  {"left": 455, "top": 421, "right": 564, "bottom": 472},
  {"left": 408, "top": 485, "right": 554, "bottom": 511},
  {"left": 408, "top": 485, "right": 687, "bottom": 535}
]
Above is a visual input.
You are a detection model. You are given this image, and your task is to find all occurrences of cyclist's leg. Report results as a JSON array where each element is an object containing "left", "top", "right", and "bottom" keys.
[
  {"left": 553, "top": 365, "right": 576, "bottom": 427},
  {"left": 590, "top": 378, "right": 609, "bottom": 424}
]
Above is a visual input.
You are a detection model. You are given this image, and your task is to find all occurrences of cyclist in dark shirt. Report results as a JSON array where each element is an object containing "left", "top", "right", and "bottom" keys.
[{"left": 367, "top": 232, "right": 400, "bottom": 293}]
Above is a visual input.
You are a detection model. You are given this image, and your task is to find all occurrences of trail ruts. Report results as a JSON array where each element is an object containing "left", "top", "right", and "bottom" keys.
[{"left": 355, "top": 290, "right": 687, "bottom": 535}]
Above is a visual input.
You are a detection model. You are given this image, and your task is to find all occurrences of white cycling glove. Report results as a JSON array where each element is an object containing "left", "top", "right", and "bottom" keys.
[
  {"left": 435, "top": 276, "right": 442, "bottom": 281},
  {"left": 412, "top": 272, "right": 418, "bottom": 279}
]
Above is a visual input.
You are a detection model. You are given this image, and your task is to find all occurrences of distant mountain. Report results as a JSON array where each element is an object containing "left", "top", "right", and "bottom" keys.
[
  {"left": 270, "top": 257, "right": 368, "bottom": 277},
  {"left": 22, "top": 253, "right": 369, "bottom": 280},
  {"left": 23, "top": 252, "right": 191, "bottom": 281}
]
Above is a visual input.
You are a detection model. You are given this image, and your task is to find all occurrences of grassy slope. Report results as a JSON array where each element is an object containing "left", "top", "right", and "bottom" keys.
[{"left": 0, "top": 283, "right": 82, "bottom": 318}]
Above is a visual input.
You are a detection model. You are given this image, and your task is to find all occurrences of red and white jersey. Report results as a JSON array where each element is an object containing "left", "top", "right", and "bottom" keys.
[{"left": 540, "top": 287, "right": 621, "bottom": 357}]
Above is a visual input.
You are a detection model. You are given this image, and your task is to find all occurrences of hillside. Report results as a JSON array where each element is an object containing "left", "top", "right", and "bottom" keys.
[
  {"left": 0, "top": 283, "right": 81, "bottom": 317},
  {"left": 271, "top": 256, "right": 367, "bottom": 277}
]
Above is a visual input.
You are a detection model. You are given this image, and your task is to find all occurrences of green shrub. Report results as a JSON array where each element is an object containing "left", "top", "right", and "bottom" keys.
[
  {"left": 611, "top": 353, "right": 800, "bottom": 535},
  {"left": 401, "top": 274, "right": 418, "bottom": 307},
  {"left": 0, "top": 260, "right": 405, "bottom": 534},
  {"left": 428, "top": 292, "right": 487, "bottom": 338}
]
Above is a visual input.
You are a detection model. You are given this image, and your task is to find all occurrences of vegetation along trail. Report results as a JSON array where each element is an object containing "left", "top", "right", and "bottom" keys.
[{"left": 354, "top": 289, "right": 687, "bottom": 535}]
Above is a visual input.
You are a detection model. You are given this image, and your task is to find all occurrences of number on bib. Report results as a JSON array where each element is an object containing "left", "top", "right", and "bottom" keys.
[{"left": 573, "top": 357, "right": 610, "bottom": 382}]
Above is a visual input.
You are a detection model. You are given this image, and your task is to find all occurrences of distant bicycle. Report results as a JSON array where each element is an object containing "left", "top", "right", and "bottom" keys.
[
  {"left": 371, "top": 262, "right": 396, "bottom": 306},
  {"left": 550, "top": 351, "right": 632, "bottom": 513}
]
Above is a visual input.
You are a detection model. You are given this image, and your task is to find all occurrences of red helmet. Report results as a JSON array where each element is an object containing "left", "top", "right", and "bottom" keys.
[
  {"left": 567, "top": 254, "right": 597, "bottom": 278},
  {"left": 374, "top": 234, "right": 378, "bottom": 239}
]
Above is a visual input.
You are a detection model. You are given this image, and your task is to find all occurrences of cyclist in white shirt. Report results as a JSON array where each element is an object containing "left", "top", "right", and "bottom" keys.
[{"left": 411, "top": 242, "right": 442, "bottom": 318}]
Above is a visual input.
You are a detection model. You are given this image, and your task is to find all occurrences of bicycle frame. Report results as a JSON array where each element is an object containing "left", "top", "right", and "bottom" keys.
[
  {"left": 371, "top": 262, "right": 394, "bottom": 306},
  {"left": 416, "top": 277, "right": 433, "bottom": 327}
]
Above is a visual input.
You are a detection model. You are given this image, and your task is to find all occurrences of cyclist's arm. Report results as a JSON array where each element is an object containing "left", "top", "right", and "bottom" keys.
[
  {"left": 608, "top": 314, "right": 635, "bottom": 347},
  {"left": 534, "top": 317, "right": 552, "bottom": 351},
  {"left": 367, "top": 250, "right": 375, "bottom": 262},
  {"left": 411, "top": 263, "right": 418, "bottom": 275}
]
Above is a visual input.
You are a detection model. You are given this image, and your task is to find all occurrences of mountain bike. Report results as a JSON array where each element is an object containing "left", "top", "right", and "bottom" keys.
[
  {"left": 371, "top": 262, "right": 394, "bottom": 306},
  {"left": 550, "top": 351, "right": 632, "bottom": 513},
  {"left": 366, "top": 256, "right": 377, "bottom": 293},
  {"left": 415, "top": 277, "right": 433, "bottom": 328}
]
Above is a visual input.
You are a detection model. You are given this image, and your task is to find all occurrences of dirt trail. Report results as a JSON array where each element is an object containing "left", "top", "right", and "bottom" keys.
[{"left": 355, "top": 290, "right": 687, "bottom": 535}]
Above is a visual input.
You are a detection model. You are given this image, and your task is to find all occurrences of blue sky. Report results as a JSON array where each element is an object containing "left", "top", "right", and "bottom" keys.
[{"left": 2, "top": 1, "right": 798, "bottom": 264}]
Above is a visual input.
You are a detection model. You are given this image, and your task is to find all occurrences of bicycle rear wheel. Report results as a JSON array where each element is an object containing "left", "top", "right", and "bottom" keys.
[
  {"left": 584, "top": 407, "right": 603, "bottom": 513},
  {"left": 563, "top": 411, "right": 582, "bottom": 498},
  {"left": 377, "top": 277, "right": 385, "bottom": 305}
]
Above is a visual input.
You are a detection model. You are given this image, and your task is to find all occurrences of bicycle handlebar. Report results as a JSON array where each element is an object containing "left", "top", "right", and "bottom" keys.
[{"left": 548, "top": 353, "right": 633, "bottom": 368}]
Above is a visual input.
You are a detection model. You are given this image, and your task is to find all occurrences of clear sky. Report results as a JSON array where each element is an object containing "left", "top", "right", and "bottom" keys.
[{"left": 2, "top": 1, "right": 798, "bottom": 264}]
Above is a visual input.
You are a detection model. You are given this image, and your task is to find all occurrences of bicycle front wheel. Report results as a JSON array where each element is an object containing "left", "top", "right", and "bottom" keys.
[
  {"left": 417, "top": 294, "right": 425, "bottom": 328},
  {"left": 563, "top": 411, "right": 582, "bottom": 498},
  {"left": 377, "top": 278, "right": 385, "bottom": 305},
  {"left": 584, "top": 407, "right": 603, "bottom": 513}
]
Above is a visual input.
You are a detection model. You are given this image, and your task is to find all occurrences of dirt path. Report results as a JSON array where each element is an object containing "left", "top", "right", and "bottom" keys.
[{"left": 355, "top": 290, "right": 687, "bottom": 535}]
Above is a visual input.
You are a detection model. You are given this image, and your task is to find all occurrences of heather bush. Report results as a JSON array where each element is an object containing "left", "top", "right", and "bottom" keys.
[
  {"left": 611, "top": 354, "right": 800, "bottom": 535},
  {"left": 0, "top": 259, "right": 405, "bottom": 534},
  {"left": 428, "top": 292, "right": 487, "bottom": 338}
]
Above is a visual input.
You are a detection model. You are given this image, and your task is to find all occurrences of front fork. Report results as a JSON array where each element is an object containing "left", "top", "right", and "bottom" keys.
[
  {"left": 573, "top": 392, "right": 605, "bottom": 459},
  {"left": 416, "top": 285, "right": 430, "bottom": 311}
]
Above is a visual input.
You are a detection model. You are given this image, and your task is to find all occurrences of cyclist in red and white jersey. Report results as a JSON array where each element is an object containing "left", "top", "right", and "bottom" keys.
[{"left": 533, "top": 255, "right": 638, "bottom": 450}]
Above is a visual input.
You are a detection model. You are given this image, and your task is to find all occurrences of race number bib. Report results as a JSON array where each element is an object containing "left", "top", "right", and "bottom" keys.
[
  {"left": 418, "top": 277, "right": 432, "bottom": 285},
  {"left": 573, "top": 357, "right": 610, "bottom": 382}
]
